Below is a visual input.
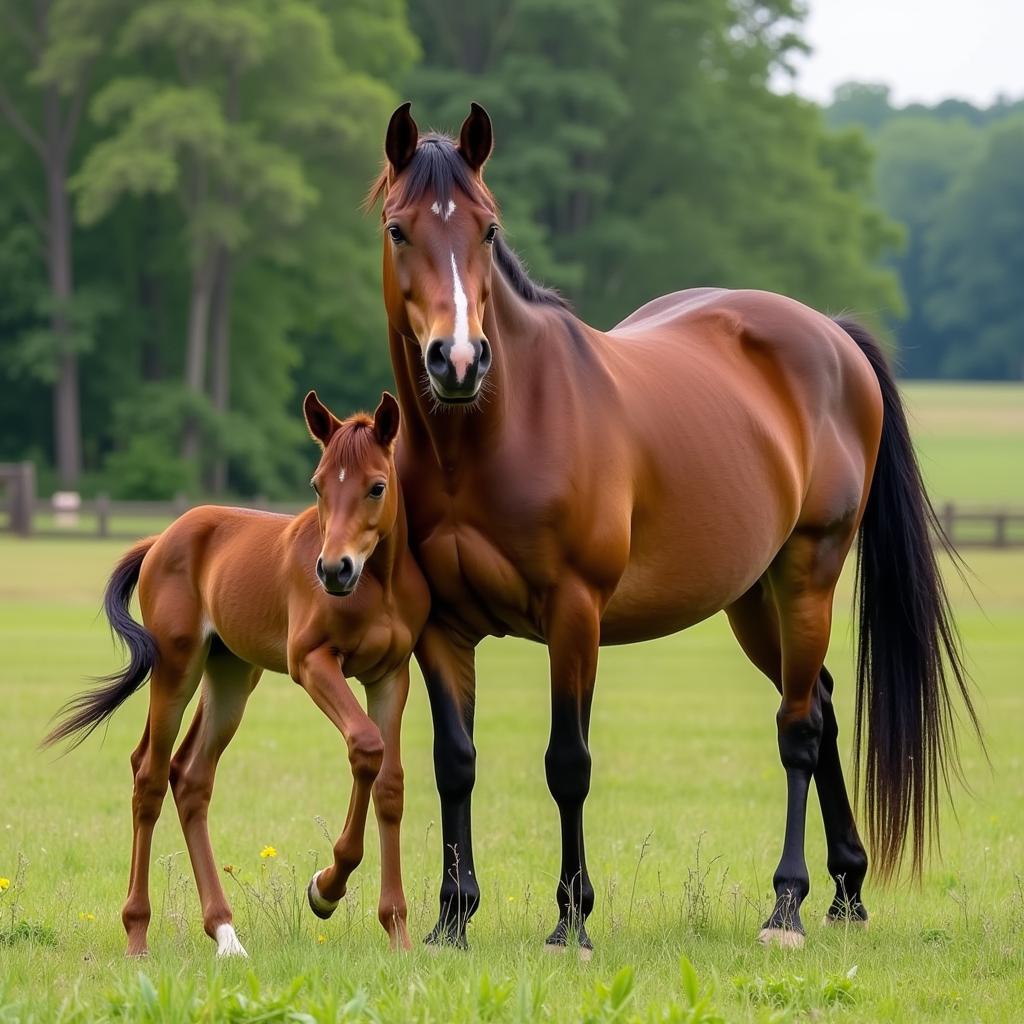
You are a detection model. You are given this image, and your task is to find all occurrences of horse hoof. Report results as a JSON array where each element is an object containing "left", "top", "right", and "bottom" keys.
[
  {"left": 307, "top": 871, "right": 340, "bottom": 921},
  {"left": 214, "top": 923, "right": 248, "bottom": 958},
  {"left": 758, "top": 926, "right": 805, "bottom": 949},
  {"left": 544, "top": 942, "right": 594, "bottom": 962},
  {"left": 823, "top": 914, "right": 869, "bottom": 931}
]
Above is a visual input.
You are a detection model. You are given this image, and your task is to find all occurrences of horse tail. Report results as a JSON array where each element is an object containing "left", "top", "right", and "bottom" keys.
[
  {"left": 42, "top": 537, "right": 160, "bottom": 751},
  {"left": 834, "top": 317, "right": 982, "bottom": 880}
]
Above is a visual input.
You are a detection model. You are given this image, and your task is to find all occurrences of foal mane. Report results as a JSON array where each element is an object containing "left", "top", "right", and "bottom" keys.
[
  {"left": 323, "top": 415, "right": 380, "bottom": 470},
  {"left": 366, "top": 133, "right": 572, "bottom": 312}
]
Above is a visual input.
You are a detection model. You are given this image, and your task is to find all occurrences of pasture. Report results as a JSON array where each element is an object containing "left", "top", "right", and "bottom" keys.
[{"left": 1, "top": 382, "right": 1022, "bottom": 1022}]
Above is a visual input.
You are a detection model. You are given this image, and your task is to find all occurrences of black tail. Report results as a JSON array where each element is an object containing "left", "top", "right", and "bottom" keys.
[
  {"left": 43, "top": 537, "right": 159, "bottom": 751},
  {"left": 836, "top": 318, "right": 982, "bottom": 880}
]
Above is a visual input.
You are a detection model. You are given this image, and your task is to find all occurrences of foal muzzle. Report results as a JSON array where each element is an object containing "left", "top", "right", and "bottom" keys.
[{"left": 316, "top": 555, "right": 360, "bottom": 596}]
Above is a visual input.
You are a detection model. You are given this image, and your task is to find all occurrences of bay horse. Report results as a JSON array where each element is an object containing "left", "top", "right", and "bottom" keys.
[
  {"left": 44, "top": 392, "right": 429, "bottom": 957},
  {"left": 370, "top": 102, "right": 980, "bottom": 952}
]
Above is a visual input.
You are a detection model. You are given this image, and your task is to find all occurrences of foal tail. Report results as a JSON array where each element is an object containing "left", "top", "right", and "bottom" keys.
[
  {"left": 43, "top": 537, "right": 159, "bottom": 751},
  {"left": 836, "top": 318, "right": 982, "bottom": 881}
]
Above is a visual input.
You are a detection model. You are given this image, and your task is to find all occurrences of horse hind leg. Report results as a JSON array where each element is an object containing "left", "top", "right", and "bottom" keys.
[
  {"left": 122, "top": 625, "right": 208, "bottom": 956},
  {"left": 169, "top": 644, "right": 259, "bottom": 958},
  {"left": 726, "top": 585, "right": 870, "bottom": 934}
]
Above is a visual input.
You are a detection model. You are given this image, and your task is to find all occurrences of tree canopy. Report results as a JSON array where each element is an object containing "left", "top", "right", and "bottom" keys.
[{"left": 7, "top": 0, "right": 1006, "bottom": 501}]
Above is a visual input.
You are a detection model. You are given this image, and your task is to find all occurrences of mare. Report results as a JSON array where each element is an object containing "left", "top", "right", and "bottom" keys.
[
  {"left": 370, "top": 102, "right": 979, "bottom": 952},
  {"left": 44, "top": 393, "right": 429, "bottom": 957}
]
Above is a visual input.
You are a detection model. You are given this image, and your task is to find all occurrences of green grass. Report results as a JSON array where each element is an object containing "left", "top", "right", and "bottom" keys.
[
  {"left": 1, "top": 536, "right": 1022, "bottom": 1022},
  {"left": 902, "top": 383, "right": 1024, "bottom": 505}
]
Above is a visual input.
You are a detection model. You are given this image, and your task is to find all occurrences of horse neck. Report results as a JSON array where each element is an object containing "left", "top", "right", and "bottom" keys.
[{"left": 389, "top": 266, "right": 566, "bottom": 469}]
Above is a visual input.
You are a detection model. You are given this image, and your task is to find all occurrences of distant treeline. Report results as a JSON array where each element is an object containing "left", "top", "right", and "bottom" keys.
[
  {"left": 828, "top": 83, "right": 1024, "bottom": 382},
  {"left": 0, "top": 1, "right": 1017, "bottom": 500}
]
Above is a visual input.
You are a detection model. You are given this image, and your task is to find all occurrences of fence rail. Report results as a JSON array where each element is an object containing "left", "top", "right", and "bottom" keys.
[{"left": 3, "top": 479, "right": 1024, "bottom": 549}]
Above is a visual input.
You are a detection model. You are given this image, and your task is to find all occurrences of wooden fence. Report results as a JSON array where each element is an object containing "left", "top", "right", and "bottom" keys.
[{"left": 3, "top": 470, "right": 1024, "bottom": 548}]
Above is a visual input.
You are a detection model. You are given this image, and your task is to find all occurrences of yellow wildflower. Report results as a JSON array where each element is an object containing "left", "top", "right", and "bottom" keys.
[
  {"left": 222, "top": 864, "right": 236, "bottom": 875},
  {"left": 0, "top": 877, "right": 10, "bottom": 892},
  {"left": 259, "top": 846, "right": 277, "bottom": 859},
  {"left": 317, "top": 934, "right": 327, "bottom": 944},
  {"left": 79, "top": 912, "right": 96, "bottom": 922}
]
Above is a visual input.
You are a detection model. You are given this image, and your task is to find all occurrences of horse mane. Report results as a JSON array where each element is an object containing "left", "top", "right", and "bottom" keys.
[{"left": 366, "top": 133, "right": 572, "bottom": 312}]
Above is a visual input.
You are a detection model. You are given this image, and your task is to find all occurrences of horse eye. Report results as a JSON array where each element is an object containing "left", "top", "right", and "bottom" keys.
[
  {"left": 310, "top": 480, "right": 320, "bottom": 496},
  {"left": 387, "top": 224, "right": 405, "bottom": 244},
  {"left": 484, "top": 224, "right": 498, "bottom": 244},
  {"left": 368, "top": 481, "right": 386, "bottom": 499}
]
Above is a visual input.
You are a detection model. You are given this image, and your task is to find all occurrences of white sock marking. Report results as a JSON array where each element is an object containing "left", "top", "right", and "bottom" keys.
[
  {"left": 449, "top": 251, "right": 473, "bottom": 384},
  {"left": 309, "top": 870, "right": 340, "bottom": 915},
  {"left": 215, "top": 923, "right": 248, "bottom": 958}
]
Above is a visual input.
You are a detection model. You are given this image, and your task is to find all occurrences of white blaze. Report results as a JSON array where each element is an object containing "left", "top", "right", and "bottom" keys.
[
  {"left": 431, "top": 199, "right": 456, "bottom": 222},
  {"left": 449, "top": 251, "right": 473, "bottom": 384}
]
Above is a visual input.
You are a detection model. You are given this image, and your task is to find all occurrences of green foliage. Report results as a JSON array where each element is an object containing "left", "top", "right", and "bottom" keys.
[{"left": 828, "top": 83, "right": 1024, "bottom": 379}]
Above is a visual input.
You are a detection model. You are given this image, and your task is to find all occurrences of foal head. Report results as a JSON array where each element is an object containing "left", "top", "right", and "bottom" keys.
[
  {"left": 369, "top": 102, "right": 500, "bottom": 405},
  {"left": 303, "top": 391, "right": 401, "bottom": 596}
]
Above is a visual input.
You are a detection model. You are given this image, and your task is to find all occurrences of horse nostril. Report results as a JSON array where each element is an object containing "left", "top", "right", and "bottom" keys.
[
  {"left": 426, "top": 339, "right": 448, "bottom": 377},
  {"left": 315, "top": 556, "right": 326, "bottom": 583},
  {"left": 338, "top": 556, "right": 355, "bottom": 586},
  {"left": 478, "top": 339, "right": 492, "bottom": 373}
]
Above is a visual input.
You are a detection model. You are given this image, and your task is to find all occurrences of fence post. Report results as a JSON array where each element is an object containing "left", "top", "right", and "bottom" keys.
[
  {"left": 942, "top": 502, "right": 955, "bottom": 546},
  {"left": 96, "top": 493, "right": 111, "bottom": 538},
  {"left": 994, "top": 513, "right": 1007, "bottom": 548},
  {"left": 12, "top": 461, "right": 36, "bottom": 537}
]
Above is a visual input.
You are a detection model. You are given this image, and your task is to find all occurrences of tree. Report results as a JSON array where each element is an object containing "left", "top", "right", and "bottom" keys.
[
  {"left": 0, "top": 0, "right": 122, "bottom": 486},
  {"left": 925, "top": 117, "right": 1024, "bottom": 379},
  {"left": 74, "top": 0, "right": 414, "bottom": 492}
]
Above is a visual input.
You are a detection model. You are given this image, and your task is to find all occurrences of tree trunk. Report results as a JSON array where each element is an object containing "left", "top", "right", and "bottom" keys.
[
  {"left": 208, "top": 251, "right": 233, "bottom": 494},
  {"left": 180, "top": 254, "right": 217, "bottom": 465},
  {"left": 45, "top": 94, "right": 81, "bottom": 488}
]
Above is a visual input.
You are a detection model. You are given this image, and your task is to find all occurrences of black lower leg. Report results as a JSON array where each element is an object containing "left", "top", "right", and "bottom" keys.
[
  {"left": 544, "top": 690, "right": 595, "bottom": 950},
  {"left": 424, "top": 675, "right": 479, "bottom": 947},
  {"left": 763, "top": 704, "right": 823, "bottom": 939},
  {"left": 814, "top": 668, "right": 869, "bottom": 924}
]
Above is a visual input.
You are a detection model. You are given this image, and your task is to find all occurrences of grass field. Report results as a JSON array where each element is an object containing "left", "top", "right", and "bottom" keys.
[{"left": 1, "top": 381, "right": 1022, "bottom": 1022}]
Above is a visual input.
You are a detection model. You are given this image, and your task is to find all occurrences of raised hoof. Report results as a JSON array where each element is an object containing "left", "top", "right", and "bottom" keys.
[
  {"left": 307, "top": 871, "right": 340, "bottom": 921},
  {"left": 214, "top": 923, "right": 248, "bottom": 958},
  {"left": 823, "top": 913, "right": 869, "bottom": 931},
  {"left": 758, "top": 927, "right": 805, "bottom": 949}
]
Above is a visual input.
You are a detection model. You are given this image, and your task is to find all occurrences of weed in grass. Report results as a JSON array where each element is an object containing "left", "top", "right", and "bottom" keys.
[{"left": 733, "top": 965, "right": 858, "bottom": 1013}]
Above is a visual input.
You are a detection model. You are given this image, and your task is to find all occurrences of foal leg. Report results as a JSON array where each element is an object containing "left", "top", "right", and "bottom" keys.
[
  {"left": 543, "top": 579, "right": 600, "bottom": 958},
  {"left": 122, "top": 644, "right": 206, "bottom": 956},
  {"left": 169, "top": 648, "right": 260, "bottom": 957},
  {"left": 727, "top": 586, "right": 869, "bottom": 930},
  {"left": 758, "top": 534, "right": 841, "bottom": 949},
  {"left": 417, "top": 622, "right": 480, "bottom": 948},
  {"left": 366, "top": 665, "right": 412, "bottom": 950},
  {"left": 299, "top": 646, "right": 384, "bottom": 914}
]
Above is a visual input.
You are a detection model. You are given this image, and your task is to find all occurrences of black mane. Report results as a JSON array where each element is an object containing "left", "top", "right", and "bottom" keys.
[{"left": 380, "top": 134, "right": 572, "bottom": 312}]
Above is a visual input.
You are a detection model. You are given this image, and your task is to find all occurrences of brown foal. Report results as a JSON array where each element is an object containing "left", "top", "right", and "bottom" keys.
[{"left": 45, "top": 392, "right": 429, "bottom": 957}]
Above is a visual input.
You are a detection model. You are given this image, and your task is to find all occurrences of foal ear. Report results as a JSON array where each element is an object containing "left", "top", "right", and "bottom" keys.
[
  {"left": 458, "top": 102, "right": 493, "bottom": 173},
  {"left": 385, "top": 101, "right": 418, "bottom": 175},
  {"left": 303, "top": 390, "right": 341, "bottom": 448},
  {"left": 373, "top": 391, "right": 401, "bottom": 449}
]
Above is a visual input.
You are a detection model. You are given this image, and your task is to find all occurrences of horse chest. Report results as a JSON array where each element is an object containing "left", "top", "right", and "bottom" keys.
[{"left": 417, "top": 520, "right": 544, "bottom": 640}]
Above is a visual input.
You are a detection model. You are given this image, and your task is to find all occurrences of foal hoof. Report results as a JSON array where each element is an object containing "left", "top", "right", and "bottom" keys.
[
  {"left": 544, "top": 920, "right": 594, "bottom": 961},
  {"left": 757, "top": 927, "right": 805, "bottom": 950},
  {"left": 307, "top": 871, "right": 340, "bottom": 921},
  {"left": 214, "top": 923, "right": 249, "bottom": 958},
  {"left": 543, "top": 941, "right": 594, "bottom": 962}
]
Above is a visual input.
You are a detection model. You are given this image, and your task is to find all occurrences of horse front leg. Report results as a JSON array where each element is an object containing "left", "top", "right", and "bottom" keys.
[
  {"left": 417, "top": 621, "right": 479, "bottom": 948},
  {"left": 543, "top": 578, "right": 601, "bottom": 958}
]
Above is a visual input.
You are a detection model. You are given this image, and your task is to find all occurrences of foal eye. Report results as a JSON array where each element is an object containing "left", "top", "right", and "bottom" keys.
[
  {"left": 484, "top": 224, "right": 498, "bottom": 244},
  {"left": 310, "top": 480, "right": 320, "bottom": 497},
  {"left": 387, "top": 224, "right": 405, "bottom": 244},
  {"left": 368, "top": 482, "right": 386, "bottom": 499}
]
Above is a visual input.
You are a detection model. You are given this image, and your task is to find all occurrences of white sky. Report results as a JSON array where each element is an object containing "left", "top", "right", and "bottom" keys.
[{"left": 788, "top": 0, "right": 1024, "bottom": 106}]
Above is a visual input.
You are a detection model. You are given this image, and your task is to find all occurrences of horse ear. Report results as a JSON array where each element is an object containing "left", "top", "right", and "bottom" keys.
[
  {"left": 373, "top": 391, "right": 401, "bottom": 449},
  {"left": 385, "top": 102, "right": 418, "bottom": 175},
  {"left": 458, "top": 101, "right": 493, "bottom": 172},
  {"left": 303, "top": 390, "right": 340, "bottom": 448}
]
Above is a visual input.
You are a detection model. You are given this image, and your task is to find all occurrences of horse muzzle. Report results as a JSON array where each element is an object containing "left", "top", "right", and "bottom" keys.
[
  {"left": 425, "top": 336, "right": 491, "bottom": 402},
  {"left": 316, "top": 555, "right": 361, "bottom": 596}
]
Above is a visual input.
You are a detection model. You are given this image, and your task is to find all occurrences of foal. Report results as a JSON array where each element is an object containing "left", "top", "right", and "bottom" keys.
[{"left": 44, "top": 392, "right": 429, "bottom": 957}]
